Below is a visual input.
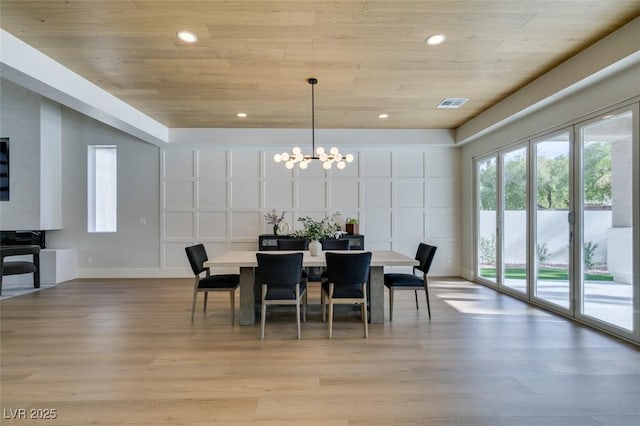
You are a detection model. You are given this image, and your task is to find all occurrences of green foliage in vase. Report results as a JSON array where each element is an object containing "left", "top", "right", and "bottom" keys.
[{"left": 293, "top": 214, "right": 340, "bottom": 241}]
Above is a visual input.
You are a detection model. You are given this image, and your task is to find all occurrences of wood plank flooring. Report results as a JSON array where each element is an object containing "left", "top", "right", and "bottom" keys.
[{"left": 1, "top": 277, "right": 639, "bottom": 425}]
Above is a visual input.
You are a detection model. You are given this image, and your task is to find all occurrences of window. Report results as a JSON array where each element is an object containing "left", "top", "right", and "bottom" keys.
[{"left": 88, "top": 145, "right": 117, "bottom": 232}]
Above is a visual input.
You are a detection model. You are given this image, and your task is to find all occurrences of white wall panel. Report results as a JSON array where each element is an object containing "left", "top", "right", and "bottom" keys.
[
  {"left": 428, "top": 239, "right": 458, "bottom": 275},
  {"left": 427, "top": 148, "right": 457, "bottom": 178},
  {"left": 363, "top": 151, "right": 391, "bottom": 177},
  {"left": 428, "top": 180, "right": 457, "bottom": 208},
  {"left": 329, "top": 153, "right": 359, "bottom": 178},
  {"left": 264, "top": 152, "right": 294, "bottom": 178},
  {"left": 396, "top": 181, "right": 424, "bottom": 208},
  {"left": 165, "top": 212, "right": 194, "bottom": 239},
  {"left": 265, "top": 180, "right": 294, "bottom": 209},
  {"left": 198, "top": 181, "right": 227, "bottom": 209},
  {"left": 395, "top": 151, "right": 424, "bottom": 177},
  {"left": 396, "top": 209, "right": 424, "bottom": 239},
  {"left": 301, "top": 160, "right": 328, "bottom": 177},
  {"left": 198, "top": 212, "right": 227, "bottom": 239},
  {"left": 231, "top": 151, "right": 260, "bottom": 178},
  {"left": 164, "top": 149, "right": 194, "bottom": 179},
  {"left": 298, "top": 180, "right": 326, "bottom": 210},
  {"left": 364, "top": 209, "right": 391, "bottom": 240},
  {"left": 164, "top": 181, "right": 194, "bottom": 209},
  {"left": 364, "top": 181, "right": 391, "bottom": 208},
  {"left": 331, "top": 181, "right": 359, "bottom": 209},
  {"left": 231, "top": 181, "right": 260, "bottom": 209},
  {"left": 231, "top": 211, "right": 261, "bottom": 238},
  {"left": 428, "top": 208, "right": 456, "bottom": 240},
  {"left": 164, "top": 242, "right": 190, "bottom": 268},
  {"left": 162, "top": 143, "right": 460, "bottom": 276},
  {"left": 198, "top": 150, "right": 227, "bottom": 179}
]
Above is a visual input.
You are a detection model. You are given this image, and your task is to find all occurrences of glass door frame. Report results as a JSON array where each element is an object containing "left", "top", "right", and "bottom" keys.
[
  {"left": 573, "top": 103, "right": 640, "bottom": 341},
  {"left": 475, "top": 153, "right": 500, "bottom": 288},
  {"left": 473, "top": 100, "right": 639, "bottom": 344},
  {"left": 499, "top": 143, "right": 530, "bottom": 298},
  {"left": 530, "top": 128, "right": 575, "bottom": 315}
]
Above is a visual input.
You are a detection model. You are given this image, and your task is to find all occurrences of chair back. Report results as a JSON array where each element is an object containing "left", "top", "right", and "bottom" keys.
[
  {"left": 415, "top": 243, "right": 437, "bottom": 274},
  {"left": 256, "top": 253, "right": 304, "bottom": 287},
  {"left": 320, "top": 238, "right": 350, "bottom": 250},
  {"left": 325, "top": 252, "right": 372, "bottom": 285},
  {"left": 185, "top": 244, "right": 208, "bottom": 276},
  {"left": 277, "top": 238, "right": 308, "bottom": 250}
]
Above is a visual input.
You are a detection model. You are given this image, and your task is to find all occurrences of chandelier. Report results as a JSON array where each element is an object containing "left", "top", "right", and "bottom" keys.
[{"left": 274, "top": 78, "right": 353, "bottom": 170}]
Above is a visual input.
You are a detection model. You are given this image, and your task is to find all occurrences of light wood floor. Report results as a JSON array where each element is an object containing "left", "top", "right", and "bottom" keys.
[{"left": 1, "top": 277, "right": 639, "bottom": 426}]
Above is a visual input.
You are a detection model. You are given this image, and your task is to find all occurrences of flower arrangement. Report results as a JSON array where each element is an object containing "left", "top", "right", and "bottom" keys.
[
  {"left": 292, "top": 213, "right": 341, "bottom": 241},
  {"left": 264, "top": 209, "right": 286, "bottom": 234},
  {"left": 264, "top": 209, "right": 286, "bottom": 225}
]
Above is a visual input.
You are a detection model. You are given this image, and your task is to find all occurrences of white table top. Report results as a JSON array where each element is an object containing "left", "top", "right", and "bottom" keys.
[{"left": 205, "top": 250, "right": 418, "bottom": 268}]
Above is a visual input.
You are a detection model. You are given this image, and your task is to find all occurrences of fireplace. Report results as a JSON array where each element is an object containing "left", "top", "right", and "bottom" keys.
[{"left": 0, "top": 231, "right": 46, "bottom": 248}]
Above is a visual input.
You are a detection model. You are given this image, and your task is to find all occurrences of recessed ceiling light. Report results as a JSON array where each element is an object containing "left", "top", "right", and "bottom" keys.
[
  {"left": 378, "top": 113, "right": 389, "bottom": 119},
  {"left": 177, "top": 31, "right": 198, "bottom": 43},
  {"left": 236, "top": 112, "right": 247, "bottom": 118},
  {"left": 426, "top": 34, "right": 446, "bottom": 46}
]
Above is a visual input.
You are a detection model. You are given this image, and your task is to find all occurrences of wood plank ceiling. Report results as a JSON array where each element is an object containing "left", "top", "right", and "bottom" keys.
[{"left": 1, "top": 1, "right": 639, "bottom": 129}]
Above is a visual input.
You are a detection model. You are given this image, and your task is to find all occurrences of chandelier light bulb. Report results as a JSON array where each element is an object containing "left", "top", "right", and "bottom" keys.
[
  {"left": 285, "top": 161, "right": 294, "bottom": 169},
  {"left": 299, "top": 161, "right": 308, "bottom": 169},
  {"left": 292, "top": 146, "right": 301, "bottom": 154},
  {"left": 316, "top": 146, "right": 325, "bottom": 155},
  {"left": 330, "top": 147, "right": 339, "bottom": 155},
  {"left": 337, "top": 161, "right": 346, "bottom": 169},
  {"left": 345, "top": 154, "right": 354, "bottom": 163},
  {"left": 323, "top": 161, "right": 332, "bottom": 170},
  {"left": 319, "top": 152, "right": 328, "bottom": 162},
  {"left": 281, "top": 152, "right": 290, "bottom": 161},
  {"left": 335, "top": 153, "right": 343, "bottom": 161},
  {"left": 274, "top": 153, "right": 282, "bottom": 162}
]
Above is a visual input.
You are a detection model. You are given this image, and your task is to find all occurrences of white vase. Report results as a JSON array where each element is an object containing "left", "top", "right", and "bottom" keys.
[{"left": 309, "top": 240, "right": 322, "bottom": 256}]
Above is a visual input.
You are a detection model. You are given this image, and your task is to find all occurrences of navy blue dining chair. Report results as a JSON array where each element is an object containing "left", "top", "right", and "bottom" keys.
[
  {"left": 321, "top": 252, "right": 372, "bottom": 338},
  {"left": 185, "top": 244, "right": 239, "bottom": 323},
  {"left": 256, "top": 252, "right": 306, "bottom": 339},
  {"left": 384, "top": 243, "right": 437, "bottom": 320}
]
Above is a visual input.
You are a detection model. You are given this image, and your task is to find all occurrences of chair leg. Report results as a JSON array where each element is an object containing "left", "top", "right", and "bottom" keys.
[
  {"left": 230, "top": 289, "right": 235, "bottom": 324},
  {"left": 260, "top": 285, "right": 267, "bottom": 340},
  {"left": 295, "top": 285, "right": 301, "bottom": 340},
  {"left": 191, "top": 290, "right": 198, "bottom": 322},
  {"left": 203, "top": 292, "right": 208, "bottom": 312},
  {"left": 424, "top": 278, "right": 431, "bottom": 320},
  {"left": 414, "top": 290, "right": 419, "bottom": 310},
  {"left": 321, "top": 288, "right": 326, "bottom": 322},
  {"left": 328, "top": 284, "right": 334, "bottom": 339},
  {"left": 389, "top": 287, "right": 394, "bottom": 322},
  {"left": 362, "top": 283, "right": 368, "bottom": 338},
  {"left": 34, "top": 253, "right": 40, "bottom": 289},
  {"left": 302, "top": 291, "right": 307, "bottom": 323}
]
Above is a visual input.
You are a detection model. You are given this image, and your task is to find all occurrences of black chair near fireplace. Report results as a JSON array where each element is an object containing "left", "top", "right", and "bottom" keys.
[{"left": 0, "top": 245, "right": 41, "bottom": 295}]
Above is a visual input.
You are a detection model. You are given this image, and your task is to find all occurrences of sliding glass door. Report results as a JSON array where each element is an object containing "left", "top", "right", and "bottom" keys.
[
  {"left": 577, "top": 108, "right": 635, "bottom": 332},
  {"left": 477, "top": 156, "right": 498, "bottom": 284},
  {"left": 533, "top": 131, "right": 572, "bottom": 310},
  {"left": 475, "top": 102, "right": 638, "bottom": 342},
  {"left": 501, "top": 146, "right": 528, "bottom": 294}
]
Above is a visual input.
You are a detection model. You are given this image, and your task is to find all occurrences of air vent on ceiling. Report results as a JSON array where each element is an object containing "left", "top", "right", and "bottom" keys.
[{"left": 437, "top": 98, "right": 469, "bottom": 109}]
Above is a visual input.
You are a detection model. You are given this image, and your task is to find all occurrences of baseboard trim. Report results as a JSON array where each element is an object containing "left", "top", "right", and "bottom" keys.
[{"left": 75, "top": 267, "right": 240, "bottom": 279}]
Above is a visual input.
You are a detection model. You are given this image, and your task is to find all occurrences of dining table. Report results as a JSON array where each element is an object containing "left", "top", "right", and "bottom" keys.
[{"left": 204, "top": 250, "right": 419, "bottom": 325}]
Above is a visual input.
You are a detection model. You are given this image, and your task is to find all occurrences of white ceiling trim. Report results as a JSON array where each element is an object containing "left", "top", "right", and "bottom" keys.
[
  {"left": 168, "top": 128, "right": 454, "bottom": 147},
  {"left": 0, "top": 29, "right": 169, "bottom": 145}
]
